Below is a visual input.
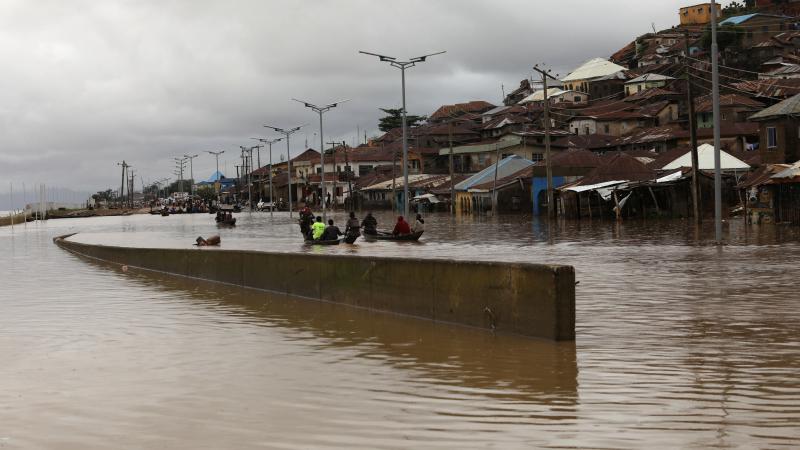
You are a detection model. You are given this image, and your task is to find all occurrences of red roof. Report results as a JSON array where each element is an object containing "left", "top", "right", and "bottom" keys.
[
  {"left": 430, "top": 101, "right": 496, "bottom": 120},
  {"left": 577, "top": 153, "right": 656, "bottom": 185},
  {"left": 694, "top": 93, "right": 765, "bottom": 113}
]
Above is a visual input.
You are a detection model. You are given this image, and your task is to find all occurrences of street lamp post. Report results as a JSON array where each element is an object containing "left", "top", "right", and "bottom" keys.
[
  {"left": 207, "top": 150, "right": 225, "bottom": 202},
  {"left": 292, "top": 98, "right": 348, "bottom": 221},
  {"left": 183, "top": 154, "right": 198, "bottom": 198},
  {"left": 264, "top": 124, "right": 305, "bottom": 217},
  {"left": 252, "top": 137, "right": 283, "bottom": 218},
  {"left": 711, "top": 0, "right": 723, "bottom": 243},
  {"left": 360, "top": 50, "right": 445, "bottom": 219}
]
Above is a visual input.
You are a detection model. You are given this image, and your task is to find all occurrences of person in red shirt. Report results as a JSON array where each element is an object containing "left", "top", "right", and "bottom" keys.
[{"left": 392, "top": 216, "right": 411, "bottom": 236}]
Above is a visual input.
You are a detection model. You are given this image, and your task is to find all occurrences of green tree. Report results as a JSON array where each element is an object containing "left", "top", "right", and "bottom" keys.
[
  {"left": 700, "top": 24, "right": 744, "bottom": 53},
  {"left": 196, "top": 185, "right": 216, "bottom": 203},
  {"left": 92, "top": 189, "right": 114, "bottom": 202},
  {"left": 378, "top": 108, "right": 427, "bottom": 132}
]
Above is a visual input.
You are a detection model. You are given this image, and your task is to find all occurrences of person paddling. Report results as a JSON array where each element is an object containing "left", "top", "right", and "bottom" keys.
[
  {"left": 412, "top": 214, "right": 425, "bottom": 233},
  {"left": 345, "top": 212, "right": 361, "bottom": 239},
  {"left": 361, "top": 212, "right": 377, "bottom": 235}
]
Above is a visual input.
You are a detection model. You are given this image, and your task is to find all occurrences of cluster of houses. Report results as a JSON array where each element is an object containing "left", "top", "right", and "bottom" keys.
[{"left": 217, "top": 1, "right": 800, "bottom": 225}]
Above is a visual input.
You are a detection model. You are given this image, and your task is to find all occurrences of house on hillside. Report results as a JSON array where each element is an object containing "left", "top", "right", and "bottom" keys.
[
  {"left": 624, "top": 74, "right": 675, "bottom": 96},
  {"left": 428, "top": 101, "right": 496, "bottom": 124},
  {"left": 719, "top": 13, "right": 795, "bottom": 48},
  {"left": 679, "top": 3, "right": 722, "bottom": 26},
  {"left": 695, "top": 94, "right": 765, "bottom": 127},
  {"left": 749, "top": 93, "right": 800, "bottom": 163},
  {"left": 561, "top": 58, "right": 628, "bottom": 96}
]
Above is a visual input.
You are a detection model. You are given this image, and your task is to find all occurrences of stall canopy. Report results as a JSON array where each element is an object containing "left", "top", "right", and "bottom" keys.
[{"left": 661, "top": 144, "right": 750, "bottom": 171}]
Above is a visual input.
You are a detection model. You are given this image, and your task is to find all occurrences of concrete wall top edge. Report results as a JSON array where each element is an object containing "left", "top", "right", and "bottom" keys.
[{"left": 56, "top": 233, "right": 574, "bottom": 273}]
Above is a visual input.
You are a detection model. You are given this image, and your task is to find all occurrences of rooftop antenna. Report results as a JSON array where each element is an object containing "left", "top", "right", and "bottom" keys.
[{"left": 652, "top": 22, "right": 657, "bottom": 34}]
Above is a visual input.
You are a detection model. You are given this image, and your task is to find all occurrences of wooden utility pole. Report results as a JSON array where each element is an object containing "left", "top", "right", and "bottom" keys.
[
  {"left": 533, "top": 65, "right": 557, "bottom": 220},
  {"left": 685, "top": 30, "right": 702, "bottom": 224},
  {"left": 449, "top": 122, "right": 455, "bottom": 215}
]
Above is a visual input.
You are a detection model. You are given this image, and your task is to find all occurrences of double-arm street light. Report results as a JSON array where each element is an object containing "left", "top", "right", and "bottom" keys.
[
  {"left": 207, "top": 150, "right": 225, "bottom": 202},
  {"left": 292, "top": 98, "right": 349, "bottom": 221},
  {"left": 251, "top": 137, "right": 283, "bottom": 218},
  {"left": 359, "top": 50, "right": 445, "bottom": 219},
  {"left": 263, "top": 124, "right": 305, "bottom": 217}
]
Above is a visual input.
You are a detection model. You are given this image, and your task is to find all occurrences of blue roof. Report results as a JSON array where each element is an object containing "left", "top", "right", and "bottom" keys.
[
  {"left": 720, "top": 13, "right": 788, "bottom": 26},
  {"left": 455, "top": 155, "right": 535, "bottom": 191},
  {"left": 205, "top": 171, "right": 225, "bottom": 183}
]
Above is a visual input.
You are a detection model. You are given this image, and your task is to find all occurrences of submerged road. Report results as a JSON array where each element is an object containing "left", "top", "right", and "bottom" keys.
[{"left": 1, "top": 211, "right": 799, "bottom": 448}]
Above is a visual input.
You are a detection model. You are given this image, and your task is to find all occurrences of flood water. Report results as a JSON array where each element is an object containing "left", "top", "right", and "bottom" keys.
[{"left": 1, "top": 211, "right": 799, "bottom": 449}]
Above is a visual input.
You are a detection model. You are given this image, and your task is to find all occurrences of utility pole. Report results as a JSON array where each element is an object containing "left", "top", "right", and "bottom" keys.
[
  {"left": 264, "top": 124, "right": 304, "bottom": 217},
  {"left": 711, "top": 0, "right": 723, "bottom": 243},
  {"left": 342, "top": 140, "right": 353, "bottom": 209},
  {"left": 239, "top": 146, "right": 254, "bottom": 210},
  {"left": 449, "top": 122, "right": 455, "bottom": 215},
  {"left": 174, "top": 157, "right": 187, "bottom": 195},
  {"left": 360, "top": 50, "right": 446, "bottom": 219},
  {"left": 533, "top": 64, "right": 557, "bottom": 220},
  {"left": 118, "top": 161, "right": 127, "bottom": 208},
  {"left": 684, "top": 30, "right": 701, "bottom": 225},
  {"left": 251, "top": 138, "right": 283, "bottom": 218},
  {"left": 183, "top": 154, "right": 199, "bottom": 198},
  {"left": 492, "top": 142, "right": 501, "bottom": 214}
]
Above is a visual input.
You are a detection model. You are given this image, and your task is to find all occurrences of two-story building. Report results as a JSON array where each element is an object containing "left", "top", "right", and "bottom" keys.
[
  {"left": 679, "top": 3, "right": 722, "bottom": 26},
  {"left": 624, "top": 74, "right": 675, "bottom": 96},
  {"left": 749, "top": 93, "right": 800, "bottom": 164}
]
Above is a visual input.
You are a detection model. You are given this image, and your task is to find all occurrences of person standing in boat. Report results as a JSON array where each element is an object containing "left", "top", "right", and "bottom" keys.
[
  {"left": 299, "top": 205, "right": 314, "bottom": 238},
  {"left": 320, "top": 219, "right": 343, "bottom": 241},
  {"left": 311, "top": 216, "right": 326, "bottom": 241},
  {"left": 345, "top": 212, "right": 361, "bottom": 239},
  {"left": 361, "top": 212, "right": 377, "bottom": 235},
  {"left": 412, "top": 214, "right": 425, "bottom": 234},
  {"left": 392, "top": 216, "right": 411, "bottom": 236}
]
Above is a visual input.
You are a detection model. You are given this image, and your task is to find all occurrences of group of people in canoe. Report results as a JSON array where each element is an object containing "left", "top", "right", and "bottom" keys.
[{"left": 299, "top": 206, "right": 424, "bottom": 243}]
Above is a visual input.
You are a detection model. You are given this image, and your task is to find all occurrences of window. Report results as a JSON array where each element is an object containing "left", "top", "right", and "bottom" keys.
[
  {"left": 584, "top": 126, "right": 590, "bottom": 135},
  {"left": 575, "top": 95, "right": 581, "bottom": 102},
  {"left": 721, "top": 113, "right": 727, "bottom": 121},
  {"left": 316, "top": 167, "right": 322, "bottom": 174},
  {"left": 531, "top": 153, "right": 544, "bottom": 162},
  {"left": 358, "top": 164, "right": 373, "bottom": 174},
  {"left": 604, "top": 124, "right": 610, "bottom": 134},
  {"left": 767, "top": 127, "right": 778, "bottom": 149}
]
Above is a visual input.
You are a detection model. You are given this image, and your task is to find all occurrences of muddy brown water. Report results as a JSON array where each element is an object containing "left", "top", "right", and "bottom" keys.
[{"left": 1, "top": 211, "right": 799, "bottom": 449}]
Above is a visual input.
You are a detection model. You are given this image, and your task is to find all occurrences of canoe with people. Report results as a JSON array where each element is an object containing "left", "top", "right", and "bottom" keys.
[
  {"left": 362, "top": 213, "right": 425, "bottom": 242},
  {"left": 215, "top": 210, "right": 236, "bottom": 226},
  {"left": 299, "top": 209, "right": 361, "bottom": 245}
]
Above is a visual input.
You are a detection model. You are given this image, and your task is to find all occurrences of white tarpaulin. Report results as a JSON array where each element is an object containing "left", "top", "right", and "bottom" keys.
[
  {"left": 565, "top": 180, "right": 628, "bottom": 194},
  {"left": 656, "top": 171, "right": 683, "bottom": 183},
  {"left": 661, "top": 144, "right": 750, "bottom": 171},
  {"left": 413, "top": 193, "right": 441, "bottom": 203}
]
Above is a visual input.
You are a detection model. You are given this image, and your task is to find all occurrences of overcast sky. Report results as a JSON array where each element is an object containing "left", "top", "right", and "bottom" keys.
[{"left": 0, "top": 0, "right": 731, "bottom": 194}]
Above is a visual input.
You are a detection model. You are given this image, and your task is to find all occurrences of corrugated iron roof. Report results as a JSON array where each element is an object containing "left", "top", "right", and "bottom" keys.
[
  {"left": 561, "top": 58, "right": 627, "bottom": 82},
  {"left": 749, "top": 93, "right": 800, "bottom": 120}
]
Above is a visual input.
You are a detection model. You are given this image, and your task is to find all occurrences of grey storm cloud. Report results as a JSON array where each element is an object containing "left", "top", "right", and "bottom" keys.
[{"left": 0, "top": 0, "right": 704, "bottom": 192}]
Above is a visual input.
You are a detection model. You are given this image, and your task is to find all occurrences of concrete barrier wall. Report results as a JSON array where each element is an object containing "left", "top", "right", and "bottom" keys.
[{"left": 54, "top": 235, "right": 576, "bottom": 340}]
